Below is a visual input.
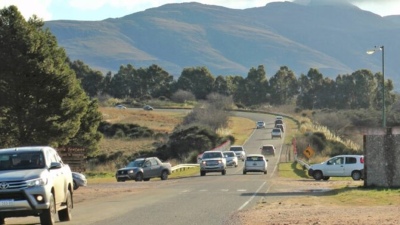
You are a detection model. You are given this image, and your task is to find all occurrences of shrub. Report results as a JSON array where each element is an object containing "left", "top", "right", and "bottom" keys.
[
  {"left": 98, "top": 121, "right": 154, "bottom": 139},
  {"left": 171, "top": 90, "right": 196, "bottom": 103}
]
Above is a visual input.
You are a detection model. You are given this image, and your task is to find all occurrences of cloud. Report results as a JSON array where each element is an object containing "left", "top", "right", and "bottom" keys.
[{"left": 1, "top": 0, "right": 52, "bottom": 20}]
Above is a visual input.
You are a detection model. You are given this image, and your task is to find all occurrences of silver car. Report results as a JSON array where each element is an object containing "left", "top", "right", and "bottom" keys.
[
  {"left": 229, "top": 145, "right": 246, "bottom": 161},
  {"left": 223, "top": 151, "right": 238, "bottom": 167},
  {"left": 243, "top": 154, "right": 268, "bottom": 175},
  {"left": 256, "top": 121, "right": 266, "bottom": 129},
  {"left": 72, "top": 172, "right": 87, "bottom": 190},
  {"left": 199, "top": 151, "right": 227, "bottom": 176}
]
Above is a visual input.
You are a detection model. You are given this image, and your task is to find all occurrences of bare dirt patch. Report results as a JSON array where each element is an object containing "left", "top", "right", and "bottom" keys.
[{"left": 226, "top": 177, "right": 400, "bottom": 225}]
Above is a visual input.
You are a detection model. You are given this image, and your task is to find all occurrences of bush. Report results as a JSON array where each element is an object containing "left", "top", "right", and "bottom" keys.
[
  {"left": 98, "top": 121, "right": 154, "bottom": 139},
  {"left": 171, "top": 90, "right": 196, "bottom": 103}
]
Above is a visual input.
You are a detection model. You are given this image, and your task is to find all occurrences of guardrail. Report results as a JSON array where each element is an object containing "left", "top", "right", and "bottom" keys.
[
  {"left": 294, "top": 154, "right": 311, "bottom": 170},
  {"left": 171, "top": 164, "right": 199, "bottom": 173}
]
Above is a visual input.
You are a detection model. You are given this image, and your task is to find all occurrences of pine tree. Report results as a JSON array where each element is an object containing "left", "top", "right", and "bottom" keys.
[{"left": 0, "top": 6, "right": 99, "bottom": 148}]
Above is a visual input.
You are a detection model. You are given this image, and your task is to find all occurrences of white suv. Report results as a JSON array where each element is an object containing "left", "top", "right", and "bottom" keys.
[{"left": 308, "top": 155, "right": 364, "bottom": 181}]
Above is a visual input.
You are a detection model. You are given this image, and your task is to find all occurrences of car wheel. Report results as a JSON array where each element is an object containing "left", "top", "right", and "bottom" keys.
[
  {"left": 323, "top": 176, "right": 330, "bottom": 181},
  {"left": 143, "top": 178, "right": 150, "bottom": 181},
  {"left": 40, "top": 193, "right": 56, "bottom": 225},
  {"left": 200, "top": 171, "right": 206, "bottom": 176},
  {"left": 221, "top": 170, "right": 226, "bottom": 175},
  {"left": 58, "top": 190, "right": 72, "bottom": 222},
  {"left": 160, "top": 170, "right": 169, "bottom": 180},
  {"left": 313, "top": 171, "right": 323, "bottom": 181},
  {"left": 0, "top": 216, "right": 5, "bottom": 224},
  {"left": 352, "top": 171, "right": 362, "bottom": 180},
  {"left": 243, "top": 171, "right": 247, "bottom": 175},
  {"left": 135, "top": 173, "right": 143, "bottom": 181},
  {"left": 264, "top": 171, "right": 267, "bottom": 174},
  {"left": 73, "top": 180, "right": 78, "bottom": 190},
  {"left": 235, "top": 163, "right": 238, "bottom": 167}
]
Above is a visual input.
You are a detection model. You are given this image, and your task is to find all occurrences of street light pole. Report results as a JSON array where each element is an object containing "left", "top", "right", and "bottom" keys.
[{"left": 367, "top": 45, "right": 386, "bottom": 128}]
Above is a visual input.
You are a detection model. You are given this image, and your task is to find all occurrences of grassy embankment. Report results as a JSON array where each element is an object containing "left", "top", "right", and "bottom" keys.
[{"left": 88, "top": 108, "right": 255, "bottom": 182}]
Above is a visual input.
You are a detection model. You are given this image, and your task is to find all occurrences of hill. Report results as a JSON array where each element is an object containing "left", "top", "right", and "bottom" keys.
[{"left": 45, "top": 1, "right": 400, "bottom": 88}]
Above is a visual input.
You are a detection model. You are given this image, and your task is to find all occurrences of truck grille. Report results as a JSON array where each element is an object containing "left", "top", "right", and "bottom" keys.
[
  {"left": 0, "top": 180, "right": 28, "bottom": 190},
  {"left": 117, "top": 171, "right": 127, "bottom": 175}
]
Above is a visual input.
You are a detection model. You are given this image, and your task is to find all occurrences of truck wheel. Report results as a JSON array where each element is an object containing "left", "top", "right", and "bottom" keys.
[
  {"left": 58, "top": 190, "right": 72, "bottom": 222},
  {"left": 352, "top": 171, "right": 362, "bottom": 180},
  {"left": 160, "top": 170, "right": 169, "bottom": 180},
  {"left": 40, "top": 193, "right": 56, "bottom": 225},
  {"left": 135, "top": 173, "right": 143, "bottom": 181},
  {"left": 312, "top": 171, "right": 323, "bottom": 181}
]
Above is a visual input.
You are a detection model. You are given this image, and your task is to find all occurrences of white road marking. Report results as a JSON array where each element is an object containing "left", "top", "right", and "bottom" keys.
[{"left": 238, "top": 181, "right": 267, "bottom": 211}]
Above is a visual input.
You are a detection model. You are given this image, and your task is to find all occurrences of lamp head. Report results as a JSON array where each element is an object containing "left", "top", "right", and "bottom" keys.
[{"left": 366, "top": 50, "right": 375, "bottom": 55}]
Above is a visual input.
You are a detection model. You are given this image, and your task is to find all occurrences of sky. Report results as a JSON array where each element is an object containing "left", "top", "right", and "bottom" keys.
[{"left": 1, "top": 0, "right": 400, "bottom": 21}]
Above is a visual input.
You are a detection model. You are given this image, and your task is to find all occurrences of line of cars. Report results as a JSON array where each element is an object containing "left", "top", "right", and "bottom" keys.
[{"left": 198, "top": 144, "right": 275, "bottom": 176}]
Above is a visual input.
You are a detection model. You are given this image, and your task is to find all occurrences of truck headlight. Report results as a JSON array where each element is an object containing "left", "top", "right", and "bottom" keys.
[{"left": 26, "top": 178, "right": 47, "bottom": 187}]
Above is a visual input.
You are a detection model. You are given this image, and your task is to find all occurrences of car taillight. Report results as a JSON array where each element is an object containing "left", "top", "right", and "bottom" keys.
[{"left": 360, "top": 157, "right": 364, "bottom": 164}]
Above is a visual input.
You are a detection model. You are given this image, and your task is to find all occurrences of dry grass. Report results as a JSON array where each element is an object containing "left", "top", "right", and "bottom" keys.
[
  {"left": 100, "top": 107, "right": 187, "bottom": 133},
  {"left": 91, "top": 108, "right": 255, "bottom": 172},
  {"left": 98, "top": 138, "right": 154, "bottom": 155},
  {"left": 227, "top": 116, "right": 255, "bottom": 145}
]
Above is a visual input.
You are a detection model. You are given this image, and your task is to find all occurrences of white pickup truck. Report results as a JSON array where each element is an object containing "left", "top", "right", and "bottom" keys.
[{"left": 0, "top": 146, "right": 74, "bottom": 225}]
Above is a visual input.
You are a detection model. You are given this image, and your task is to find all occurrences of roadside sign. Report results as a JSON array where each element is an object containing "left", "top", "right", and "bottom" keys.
[{"left": 303, "top": 146, "right": 315, "bottom": 159}]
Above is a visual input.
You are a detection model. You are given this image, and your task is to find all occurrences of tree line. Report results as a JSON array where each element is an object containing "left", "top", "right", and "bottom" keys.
[{"left": 73, "top": 60, "right": 395, "bottom": 112}]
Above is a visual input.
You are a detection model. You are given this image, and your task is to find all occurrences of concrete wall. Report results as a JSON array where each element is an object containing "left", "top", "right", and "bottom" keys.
[{"left": 364, "top": 128, "right": 400, "bottom": 188}]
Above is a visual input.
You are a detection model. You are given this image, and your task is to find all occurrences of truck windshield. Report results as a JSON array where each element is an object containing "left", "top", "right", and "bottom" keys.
[
  {"left": 127, "top": 159, "right": 145, "bottom": 167},
  {"left": 0, "top": 152, "right": 45, "bottom": 170}
]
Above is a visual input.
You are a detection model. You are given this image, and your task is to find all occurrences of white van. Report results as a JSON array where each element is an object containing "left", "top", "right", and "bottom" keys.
[{"left": 308, "top": 155, "right": 364, "bottom": 181}]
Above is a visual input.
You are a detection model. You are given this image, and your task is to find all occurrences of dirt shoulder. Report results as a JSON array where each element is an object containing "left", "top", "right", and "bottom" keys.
[{"left": 225, "top": 177, "right": 400, "bottom": 225}]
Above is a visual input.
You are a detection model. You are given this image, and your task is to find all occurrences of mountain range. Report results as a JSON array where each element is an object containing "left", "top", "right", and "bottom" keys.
[{"left": 44, "top": 1, "right": 400, "bottom": 89}]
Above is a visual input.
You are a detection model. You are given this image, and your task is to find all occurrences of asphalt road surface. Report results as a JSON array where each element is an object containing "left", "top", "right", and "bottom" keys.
[{"left": 7, "top": 111, "right": 285, "bottom": 225}]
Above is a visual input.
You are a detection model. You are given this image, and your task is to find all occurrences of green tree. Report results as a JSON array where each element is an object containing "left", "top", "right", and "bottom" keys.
[
  {"left": 0, "top": 6, "right": 93, "bottom": 147},
  {"left": 244, "top": 65, "right": 269, "bottom": 105},
  {"left": 66, "top": 99, "right": 103, "bottom": 156},
  {"left": 69, "top": 60, "right": 104, "bottom": 98},
  {"left": 269, "top": 66, "right": 299, "bottom": 105},
  {"left": 108, "top": 64, "right": 136, "bottom": 99},
  {"left": 296, "top": 68, "right": 324, "bottom": 109},
  {"left": 213, "top": 75, "right": 230, "bottom": 96},
  {"left": 177, "top": 67, "right": 215, "bottom": 99},
  {"left": 137, "top": 64, "right": 174, "bottom": 98}
]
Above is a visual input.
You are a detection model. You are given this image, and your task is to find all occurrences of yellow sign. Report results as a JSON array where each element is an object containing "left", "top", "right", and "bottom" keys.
[{"left": 303, "top": 146, "right": 315, "bottom": 159}]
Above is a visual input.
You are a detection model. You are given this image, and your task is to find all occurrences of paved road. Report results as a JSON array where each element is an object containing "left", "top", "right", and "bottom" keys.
[{"left": 8, "top": 111, "right": 285, "bottom": 225}]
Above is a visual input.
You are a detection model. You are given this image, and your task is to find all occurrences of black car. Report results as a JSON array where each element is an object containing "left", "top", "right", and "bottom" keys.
[{"left": 275, "top": 124, "right": 284, "bottom": 132}]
